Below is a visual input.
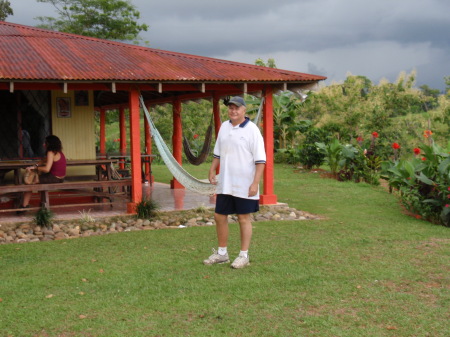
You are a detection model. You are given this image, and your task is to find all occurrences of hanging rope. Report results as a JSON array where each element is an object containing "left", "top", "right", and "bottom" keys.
[
  {"left": 139, "top": 96, "right": 216, "bottom": 195},
  {"left": 183, "top": 115, "right": 214, "bottom": 165},
  {"left": 253, "top": 97, "right": 265, "bottom": 126}
]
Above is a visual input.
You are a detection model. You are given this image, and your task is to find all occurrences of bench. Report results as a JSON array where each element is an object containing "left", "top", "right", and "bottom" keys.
[{"left": 0, "top": 179, "right": 131, "bottom": 213}]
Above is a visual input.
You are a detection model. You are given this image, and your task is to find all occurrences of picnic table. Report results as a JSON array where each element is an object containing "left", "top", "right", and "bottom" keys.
[
  {"left": 101, "top": 154, "right": 156, "bottom": 183},
  {"left": 0, "top": 158, "right": 130, "bottom": 212},
  {"left": 0, "top": 159, "right": 118, "bottom": 185}
]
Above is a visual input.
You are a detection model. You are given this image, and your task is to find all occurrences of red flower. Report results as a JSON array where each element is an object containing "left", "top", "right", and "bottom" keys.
[
  {"left": 448, "top": 187, "right": 450, "bottom": 191},
  {"left": 392, "top": 143, "right": 400, "bottom": 150},
  {"left": 421, "top": 157, "right": 426, "bottom": 161},
  {"left": 414, "top": 214, "right": 422, "bottom": 219},
  {"left": 193, "top": 134, "right": 199, "bottom": 139},
  {"left": 372, "top": 132, "right": 379, "bottom": 138},
  {"left": 413, "top": 148, "right": 420, "bottom": 155},
  {"left": 356, "top": 136, "right": 363, "bottom": 143},
  {"left": 114, "top": 138, "right": 120, "bottom": 142},
  {"left": 446, "top": 204, "right": 450, "bottom": 208},
  {"left": 423, "top": 130, "right": 433, "bottom": 138}
]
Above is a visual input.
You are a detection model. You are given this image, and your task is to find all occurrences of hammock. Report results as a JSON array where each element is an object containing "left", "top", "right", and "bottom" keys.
[
  {"left": 183, "top": 115, "right": 214, "bottom": 166},
  {"left": 139, "top": 96, "right": 216, "bottom": 195}
]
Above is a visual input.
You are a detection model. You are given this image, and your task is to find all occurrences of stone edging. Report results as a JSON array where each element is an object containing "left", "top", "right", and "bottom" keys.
[{"left": 0, "top": 204, "right": 323, "bottom": 245}]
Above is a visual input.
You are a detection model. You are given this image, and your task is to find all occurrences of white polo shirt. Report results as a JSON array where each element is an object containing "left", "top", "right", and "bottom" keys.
[{"left": 213, "top": 117, "right": 266, "bottom": 200}]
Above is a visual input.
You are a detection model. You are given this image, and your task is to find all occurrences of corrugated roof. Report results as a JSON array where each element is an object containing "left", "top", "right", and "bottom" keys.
[{"left": 0, "top": 22, "right": 326, "bottom": 83}]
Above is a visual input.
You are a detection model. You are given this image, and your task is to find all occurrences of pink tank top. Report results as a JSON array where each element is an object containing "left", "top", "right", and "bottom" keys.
[{"left": 50, "top": 152, "right": 66, "bottom": 177}]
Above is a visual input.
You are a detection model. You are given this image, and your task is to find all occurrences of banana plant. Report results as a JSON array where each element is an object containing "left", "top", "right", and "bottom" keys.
[{"left": 315, "top": 138, "right": 343, "bottom": 177}]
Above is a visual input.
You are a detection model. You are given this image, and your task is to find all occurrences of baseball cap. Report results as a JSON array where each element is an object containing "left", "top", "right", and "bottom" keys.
[{"left": 227, "top": 96, "right": 246, "bottom": 107}]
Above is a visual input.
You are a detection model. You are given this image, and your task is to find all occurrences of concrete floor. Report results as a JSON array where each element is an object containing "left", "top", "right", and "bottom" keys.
[{"left": 0, "top": 182, "right": 216, "bottom": 224}]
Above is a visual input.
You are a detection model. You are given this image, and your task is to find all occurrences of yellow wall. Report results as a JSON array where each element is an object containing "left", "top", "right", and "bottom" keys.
[{"left": 51, "top": 90, "right": 96, "bottom": 176}]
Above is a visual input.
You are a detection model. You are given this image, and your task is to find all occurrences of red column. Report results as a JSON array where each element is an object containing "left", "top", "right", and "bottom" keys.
[
  {"left": 119, "top": 106, "right": 127, "bottom": 169},
  {"left": 99, "top": 108, "right": 106, "bottom": 157},
  {"left": 127, "top": 88, "right": 143, "bottom": 213},
  {"left": 171, "top": 98, "right": 184, "bottom": 189},
  {"left": 213, "top": 94, "right": 221, "bottom": 175},
  {"left": 144, "top": 109, "right": 153, "bottom": 183},
  {"left": 260, "top": 86, "right": 277, "bottom": 205}
]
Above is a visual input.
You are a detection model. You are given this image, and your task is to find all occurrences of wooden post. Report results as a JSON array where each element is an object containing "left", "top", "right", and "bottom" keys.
[
  {"left": 127, "top": 88, "right": 142, "bottom": 213},
  {"left": 99, "top": 108, "right": 106, "bottom": 157},
  {"left": 170, "top": 98, "right": 184, "bottom": 189},
  {"left": 119, "top": 106, "right": 126, "bottom": 169},
  {"left": 260, "top": 85, "right": 277, "bottom": 205}
]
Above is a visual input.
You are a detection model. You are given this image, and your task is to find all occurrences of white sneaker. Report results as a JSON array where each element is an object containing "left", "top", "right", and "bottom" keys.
[
  {"left": 231, "top": 255, "right": 250, "bottom": 269},
  {"left": 203, "top": 249, "right": 230, "bottom": 265}
]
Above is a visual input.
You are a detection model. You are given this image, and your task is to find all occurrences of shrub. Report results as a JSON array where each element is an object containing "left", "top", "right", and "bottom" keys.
[
  {"left": 79, "top": 209, "right": 95, "bottom": 224},
  {"left": 382, "top": 139, "right": 450, "bottom": 226},
  {"left": 135, "top": 198, "right": 159, "bottom": 219},
  {"left": 33, "top": 207, "right": 54, "bottom": 228},
  {"left": 298, "top": 127, "right": 327, "bottom": 169},
  {"left": 337, "top": 144, "right": 381, "bottom": 185},
  {"left": 315, "top": 138, "right": 343, "bottom": 178}
]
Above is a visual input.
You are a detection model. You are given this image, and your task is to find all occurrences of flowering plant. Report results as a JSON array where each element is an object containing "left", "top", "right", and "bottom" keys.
[
  {"left": 391, "top": 142, "right": 401, "bottom": 161},
  {"left": 382, "top": 138, "right": 450, "bottom": 226}
]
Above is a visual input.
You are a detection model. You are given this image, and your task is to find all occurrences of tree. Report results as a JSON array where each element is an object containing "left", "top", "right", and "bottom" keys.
[
  {"left": 255, "top": 58, "right": 277, "bottom": 68},
  {"left": 35, "top": 0, "right": 148, "bottom": 41},
  {"left": 445, "top": 76, "right": 450, "bottom": 96},
  {"left": 0, "top": 0, "right": 13, "bottom": 21},
  {"left": 420, "top": 84, "right": 440, "bottom": 110}
]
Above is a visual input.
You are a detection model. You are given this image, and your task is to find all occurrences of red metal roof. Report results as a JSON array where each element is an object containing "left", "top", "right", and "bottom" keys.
[{"left": 0, "top": 22, "right": 326, "bottom": 83}]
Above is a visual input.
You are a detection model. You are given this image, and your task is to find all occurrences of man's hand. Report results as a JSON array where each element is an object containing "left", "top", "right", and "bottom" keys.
[
  {"left": 209, "top": 172, "right": 217, "bottom": 185},
  {"left": 248, "top": 182, "right": 258, "bottom": 197}
]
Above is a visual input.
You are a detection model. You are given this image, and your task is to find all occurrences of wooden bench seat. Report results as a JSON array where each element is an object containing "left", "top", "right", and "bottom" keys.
[{"left": 0, "top": 179, "right": 131, "bottom": 212}]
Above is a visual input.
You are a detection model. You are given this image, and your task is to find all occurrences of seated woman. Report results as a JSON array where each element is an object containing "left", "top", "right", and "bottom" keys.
[{"left": 19, "top": 135, "right": 66, "bottom": 211}]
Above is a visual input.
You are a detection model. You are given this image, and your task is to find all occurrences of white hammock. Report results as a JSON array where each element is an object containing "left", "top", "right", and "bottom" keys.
[{"left": 140, "top": 96, "right": 216, "bottom": 195}]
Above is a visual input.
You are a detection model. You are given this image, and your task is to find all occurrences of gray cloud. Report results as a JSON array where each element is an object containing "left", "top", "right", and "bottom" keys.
[{"left": 8, "top": 0, "right": 450, "bottom": 90}]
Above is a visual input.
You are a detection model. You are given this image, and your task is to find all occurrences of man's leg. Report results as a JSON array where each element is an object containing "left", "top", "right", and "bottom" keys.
[
  {"left": 215, "top": 212, "right": 229, "bottom": 247},
  {"left": 237, "top": 213, "right": 252, "bottom": 251},
  {"left": 230, "top": 213, "right": 252, "bottom": 269},
  {"left": 203, "top": 213, "right": 230, "bottom": 265}
]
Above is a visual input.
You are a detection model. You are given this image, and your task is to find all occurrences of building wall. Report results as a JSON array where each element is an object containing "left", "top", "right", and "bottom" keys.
[{"left": 51, "top": 90, "right": 96, "bottom": 176}]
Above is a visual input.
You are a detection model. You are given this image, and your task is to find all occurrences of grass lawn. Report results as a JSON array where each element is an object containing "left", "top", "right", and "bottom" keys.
[{"left": 1, "top": 164, "right": 449, "bottom": 336}]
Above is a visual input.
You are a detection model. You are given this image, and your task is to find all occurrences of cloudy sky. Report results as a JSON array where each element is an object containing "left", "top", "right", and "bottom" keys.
[{"left": 8, "top": 0, "right": 450, "bottom": 91}]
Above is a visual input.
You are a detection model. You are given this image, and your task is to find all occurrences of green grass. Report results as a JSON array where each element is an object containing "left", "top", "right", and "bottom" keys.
[{"left": 1, "top": 165, "right": 449, "bottom": 336}]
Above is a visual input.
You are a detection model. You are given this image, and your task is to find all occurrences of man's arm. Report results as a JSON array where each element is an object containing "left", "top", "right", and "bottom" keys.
[
  {"left": 248, "top": 163, "right": 265, "bottom": 197},
  {"left": 209, "top": 157, "right": 220, "bottom": 185}
]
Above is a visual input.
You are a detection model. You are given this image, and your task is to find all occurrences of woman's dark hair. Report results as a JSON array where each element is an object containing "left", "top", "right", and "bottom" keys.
[{"left": 45, "top": 135, "right": 62, "bottom": 153}]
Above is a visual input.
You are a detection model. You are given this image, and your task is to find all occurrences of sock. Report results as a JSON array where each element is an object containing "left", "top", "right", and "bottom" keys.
[
  {"left": 239, "top": 250, "right": 248, "bottom": 258},
  {"left": 218, "top": 247, "right": 227, "bottom": 256}
]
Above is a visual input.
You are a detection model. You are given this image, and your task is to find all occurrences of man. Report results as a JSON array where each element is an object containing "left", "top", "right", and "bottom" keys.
[{"left": 204, "top": 96, "right": 266, "bottom": 269}]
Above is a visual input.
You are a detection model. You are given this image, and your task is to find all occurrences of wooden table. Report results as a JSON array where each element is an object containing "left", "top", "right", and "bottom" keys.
[
  {"left": 0, "top": 161, "right": 35, "bottom": 185},
  {"left": 106, "top": 154, "right": 156, "bottom": 184},
  {"left": 66, "top": 159, "right": 118, "bottom": 181},
  {"left": 0, "top": 159, "right": 118, "bottom": 185}
]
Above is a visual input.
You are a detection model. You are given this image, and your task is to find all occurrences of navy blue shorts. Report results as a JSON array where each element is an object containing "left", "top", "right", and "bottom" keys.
[{"left": 215, "top": 194, "right": 259, "bottom": 215}]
